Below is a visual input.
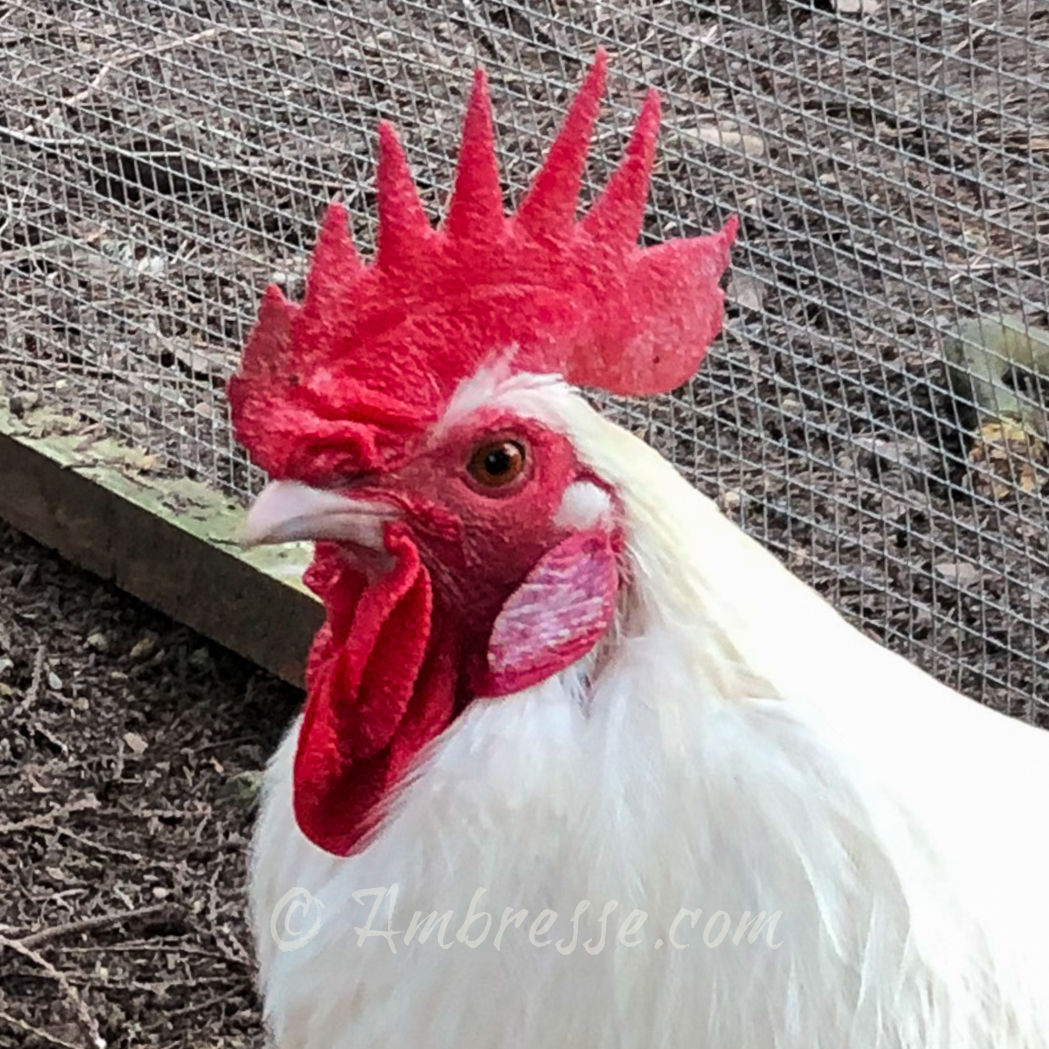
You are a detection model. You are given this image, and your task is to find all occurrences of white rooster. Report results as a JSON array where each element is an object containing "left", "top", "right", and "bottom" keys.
[{"left": 230, "top": 52, "right": 1049, "bottom": 1049}]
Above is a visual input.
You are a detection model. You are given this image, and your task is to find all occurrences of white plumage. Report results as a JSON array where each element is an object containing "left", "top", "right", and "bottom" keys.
[{"left": 250, "top": 371, "right": 1049, "bottom": 1049}]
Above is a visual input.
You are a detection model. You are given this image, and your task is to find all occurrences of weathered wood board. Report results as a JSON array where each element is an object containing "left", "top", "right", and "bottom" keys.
[{"left": 0, "top": 400, "right": 320, "bottom": 688}]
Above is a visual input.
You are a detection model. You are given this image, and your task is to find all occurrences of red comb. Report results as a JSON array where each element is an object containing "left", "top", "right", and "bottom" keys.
[{"left": 229, "top": 50, "right": 737, "bottom": 482}]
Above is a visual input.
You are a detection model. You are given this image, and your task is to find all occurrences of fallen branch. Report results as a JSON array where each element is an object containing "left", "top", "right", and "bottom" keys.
[
  {"left": 12, "top": 643, "right": 46, "bottom": 718},
  {"left": 0, "top": 1008, "right": 85, "bottom": 1049},
  {"left": 54, "top": 827, "right": 151, "bottom": 865},
  {"left": 0, "top": 935, "right": 105, "bottom": 1048},
  {"left": 18, "top": 903, "right": 179, "bottom": 950},
  {"left": 0, "top": 797, "right": 100, "bottom": 836}
]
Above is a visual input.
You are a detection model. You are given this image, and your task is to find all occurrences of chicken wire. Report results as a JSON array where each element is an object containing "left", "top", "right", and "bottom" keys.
[{"left": 2, "top": 0, "right": 1048, "bottom": 720}]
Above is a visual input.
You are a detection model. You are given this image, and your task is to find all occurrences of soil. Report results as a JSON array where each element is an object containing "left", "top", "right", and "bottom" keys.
[
  {"left": 0, "top": 522, "right": 297, "bottom": 1048},
  {"left": 2, "top": 1, "right": 1049, "bottom": 1045}
]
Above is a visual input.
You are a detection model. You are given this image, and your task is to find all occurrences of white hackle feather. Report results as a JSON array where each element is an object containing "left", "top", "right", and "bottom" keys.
[{"left": 251, "top": 375, "right": 1049, "bottom": 1049}]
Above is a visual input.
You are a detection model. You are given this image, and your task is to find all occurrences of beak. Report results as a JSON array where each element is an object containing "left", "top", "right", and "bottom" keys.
[{"left": 240, "top": 480, "right": 397, "bottom": 549}]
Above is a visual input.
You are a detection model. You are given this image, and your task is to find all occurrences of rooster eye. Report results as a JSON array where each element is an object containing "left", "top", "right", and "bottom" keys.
[{"left": 467, "top": 439, "right": 527, "bottom": 489}]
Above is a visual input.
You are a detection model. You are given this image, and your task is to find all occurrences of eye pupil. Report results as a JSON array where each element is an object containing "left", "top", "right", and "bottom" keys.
[
  {"left": 467, "top": 439, "right": 527, "bottom": 489},
  {"left": 485, "top": 448, "right": 513, "bottom": 475}
]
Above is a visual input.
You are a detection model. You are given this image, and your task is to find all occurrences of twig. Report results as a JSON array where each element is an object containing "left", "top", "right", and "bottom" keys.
[
  {"left": 19, "top": 903, "right": 177, "bottom": 950},
  {"left": 111, "top": 735, "right": 125, "bottom": 784},
  {"left": 60, "top": 973, "right": 234, "bottom": 992},
  {"left": 0, "top": 124, "right": 85, "bottom": 149},
  {"left": 0, "top": 797, "right": 100, "bottom": 836},
  {"left": 31, "top": 720, "right": 70, "bottom": 757},
  {"left": 63, "top": 27, "right": 223, "bottom": 107},
  {"left": 0, "top": 185, "right": 31, "bottom": 238},
  {"left": 54, "top": 827, "right": 150, "bottom": 864},
  {"left": 57, "top": 940, "right": 225, "bottom": 960},
  {"left": 211, "top": 157, "right": 347, "bottom": 192},
  {"left": 0, "top": 229, "right": 106, "bottom": 265},
  {"left": 923, "top": 25, "right": 990, "bottom": 81},
  {"left": 22, "top": 644, "right": 45, "bottom": 711},
  {"left": 0, "top": 1009, "right": 85, "bottom": 1049},
  {"left": 149, "top": 989, "right": 242, "bottom": 1024},
  {"left": 0, "top": 936, "right": 105, "bottom": 1048}
]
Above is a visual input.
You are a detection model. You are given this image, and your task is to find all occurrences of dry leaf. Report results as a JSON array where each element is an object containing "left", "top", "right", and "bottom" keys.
[
  {"left": 130, "top": 633, "right": 159, "bottom": 661},
  {"left": 728, "top": 273, "right": 765, "bottom": 313},
  {"left": 968, "top": 420, "right": 1046, "bottom": 499},
  {"left": 718, "top": 489, "right": 742, "bottom": 512},
  {"left": 8, "top": 391, "right": 40, "bottom": 417},
  {"left": 168, "top": 342, "right": 216, "bottom": 377},
  {"left": 123, "top": 731, "right": 148, "bottom": 755},
  {"left": 934, "top": 561, "right": 980, "bottom": 587},
  {"left": 123, "top": 449, "right": 162, "bottom": 474},
  {"left": 687, "top": 122, "right": 766, "bottom": 158},
  {"left": 87, "top": 632, "right": 110, "bottom": 653},
  {"left": 834, "top": 0, "right": 882, "bottom": 12},
  {"left": 853, "top": 432, "right": 936, "bottom": 471}
]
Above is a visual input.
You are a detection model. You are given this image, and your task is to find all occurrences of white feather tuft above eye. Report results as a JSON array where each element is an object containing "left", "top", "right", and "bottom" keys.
[
  {"left": 554, "top": 481, "right": 613, "bottom": 531},
  {"left": 435, "top": 354, "right": 569, "bottom": 438}
]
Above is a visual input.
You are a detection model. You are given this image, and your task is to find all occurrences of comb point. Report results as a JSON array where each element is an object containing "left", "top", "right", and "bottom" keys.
[
  {"left": 303, "top": 203, "right": 360, "bottom": 311},
  {"left": 238, "top": 283, "right": 297, "bottom": 382},
  {"left": 376, "top": 121, "right": 432, "bottom": 266},
  {"left": 582, "top": 87, "right": 661, "bottom": 244},
  {"left": 517, "top": 50, "right": 608, "bottom": 237},
  {"left": 444, "top": 67, "right": 505, "bottom": 241}
]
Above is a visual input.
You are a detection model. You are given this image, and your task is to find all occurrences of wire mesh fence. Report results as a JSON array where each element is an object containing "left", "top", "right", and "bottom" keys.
[{"left": 2, "top": 0, "right": 1048, "bottom": 720}]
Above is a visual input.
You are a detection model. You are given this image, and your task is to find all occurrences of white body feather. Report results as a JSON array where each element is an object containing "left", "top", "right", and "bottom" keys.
[{"left": 251, "top": 380, "right": 1049, "bottom": 1048}]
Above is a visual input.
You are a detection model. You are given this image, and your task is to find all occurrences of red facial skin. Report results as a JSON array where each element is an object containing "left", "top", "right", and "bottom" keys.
[
  {"left": 292, "top": 410, "right": 620, "bottom": 856},
  {"left": 360, "top": 412, "right": 593, "bottom": 631}
]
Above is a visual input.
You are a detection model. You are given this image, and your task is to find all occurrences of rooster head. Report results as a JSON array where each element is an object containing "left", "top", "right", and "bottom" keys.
[{"left": 228, "top": 51, "right": 736, "bottom": 855}]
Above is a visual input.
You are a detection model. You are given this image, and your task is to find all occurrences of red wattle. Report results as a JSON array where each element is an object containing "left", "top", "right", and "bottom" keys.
[{"left": 292, "top": 529, "right": 459, "bottom": 855}]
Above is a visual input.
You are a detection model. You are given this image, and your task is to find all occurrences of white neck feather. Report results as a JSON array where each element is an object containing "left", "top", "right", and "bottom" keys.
[{"left": 551, "top": 393, "right": 865, "bottom": 707}]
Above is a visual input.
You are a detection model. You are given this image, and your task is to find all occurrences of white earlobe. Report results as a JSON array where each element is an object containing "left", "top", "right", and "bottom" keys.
[{"left": 554, "top": 481, "right": 613, "bottom": 531}]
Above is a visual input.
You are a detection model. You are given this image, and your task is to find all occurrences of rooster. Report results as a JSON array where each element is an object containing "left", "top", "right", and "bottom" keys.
[{"left": 230, "top": 52, "right": 1049, "bottom": 1049}]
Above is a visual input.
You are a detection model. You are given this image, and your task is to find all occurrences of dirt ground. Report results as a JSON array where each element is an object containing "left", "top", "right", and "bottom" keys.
[
  {"left": 0, "top": 521, "right": 297, "bottom": 1048},
  {"left": 2, "top": 2, "right": 1049, "bottom": 1043}
]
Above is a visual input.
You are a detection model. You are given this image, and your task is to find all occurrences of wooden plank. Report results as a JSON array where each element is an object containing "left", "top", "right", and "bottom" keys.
[{"left": 0, "top": 402, "right": 321, "bottom": 688}]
